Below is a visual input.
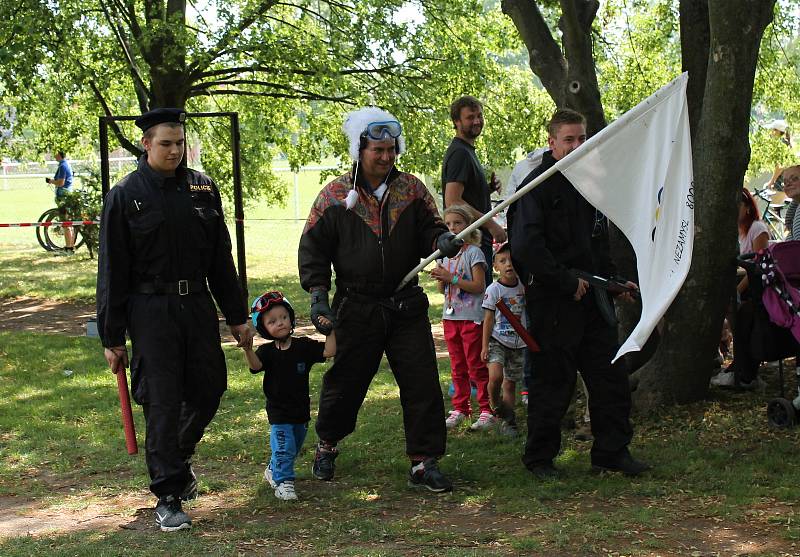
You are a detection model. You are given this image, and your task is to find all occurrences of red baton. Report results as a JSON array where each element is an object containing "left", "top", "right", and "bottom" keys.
[
  {"left": 116, "top": 368, "right": 138, "bottom": 455},
  {"left": 496, "top": 300, "right": 540, "bottom": 352}
]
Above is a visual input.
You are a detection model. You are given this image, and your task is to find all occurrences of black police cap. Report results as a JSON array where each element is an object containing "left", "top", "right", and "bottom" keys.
[{"left": 134, "top": 108, "right": 187, "bottom": 132}]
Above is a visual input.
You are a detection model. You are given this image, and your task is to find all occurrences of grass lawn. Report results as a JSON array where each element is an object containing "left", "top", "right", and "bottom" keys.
[{"left": 1, "top": 329, "right": 799, "bottom": 555}]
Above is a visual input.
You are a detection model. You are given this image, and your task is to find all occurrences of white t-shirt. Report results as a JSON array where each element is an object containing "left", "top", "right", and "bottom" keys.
[
  {"left": 482, "top": 279, "right": 528, "bottom": 349},
  {"left": 440, "top": 244, "right": 487, "bottom": 322},
  {"left": 505, "top": 148, "right": 547, "bottom": 198},
  {"left": 739, "top": 220, "right": 769, "bottom": 254}
]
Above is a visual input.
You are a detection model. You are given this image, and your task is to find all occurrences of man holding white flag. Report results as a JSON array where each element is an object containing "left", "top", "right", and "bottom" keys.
[{"left": 511, "top": 109, "right": 650, "bottom": 479}]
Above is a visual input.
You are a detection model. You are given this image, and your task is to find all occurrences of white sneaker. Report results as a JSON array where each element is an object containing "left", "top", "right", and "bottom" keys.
[
  {"left": 445, "top": 410, "right": 466, "bottom": 429},
  {"left": 710, "top": 370, "right": 735, "bottom": 387},
  {"left": 264, "top": 465, "right": 276, "bottom": 488},
  {"left": 274, "top": 481, "right": 297, "bottom": 500},
  {"left": 470, "top": 411, "right": 497, "bottom": 431}
]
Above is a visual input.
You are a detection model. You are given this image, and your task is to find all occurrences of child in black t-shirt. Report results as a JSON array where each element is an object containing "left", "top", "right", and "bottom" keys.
[{"left": 243, "top": 291, "right": 336, "bottom": 501}]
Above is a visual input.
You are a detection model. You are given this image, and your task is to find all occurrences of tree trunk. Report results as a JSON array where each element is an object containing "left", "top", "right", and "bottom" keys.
[
  {"left": 500, "top": 0, "right": 606, "bottom": 134},
  {"left": 558, "top": 0, "right": 605, "bottom": 135},
  {"left": 632, "top": 0, "right": 776, "bottom": 409},
  {"left": 679, "top": 0, "right": 710, "bottom": 141},
  {"left": 144, "top": 0, "right": 189, "bottom": 109}
]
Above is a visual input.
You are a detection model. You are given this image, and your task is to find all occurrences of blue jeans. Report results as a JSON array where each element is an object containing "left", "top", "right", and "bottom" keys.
[{"left": 269, "top": 423, "right": 308, "bottom": 485}]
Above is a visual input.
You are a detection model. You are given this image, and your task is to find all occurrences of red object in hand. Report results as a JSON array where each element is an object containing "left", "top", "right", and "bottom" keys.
[
  {"left": 116, "top": 368, "right": 138, "bottom": 455},
  {"left": 496, "top": 300, "right": 540, "bottom": 352}
]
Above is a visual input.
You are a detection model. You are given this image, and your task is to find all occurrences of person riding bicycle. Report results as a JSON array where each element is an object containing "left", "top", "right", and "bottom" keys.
[{"left": 45, "top": 150, "right": 76, "bottom": 253}]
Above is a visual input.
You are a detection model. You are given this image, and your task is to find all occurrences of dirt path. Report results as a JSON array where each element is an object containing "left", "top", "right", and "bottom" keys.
[
  {"left": 0, "top": 296, "right": 451, "bottom": 356},
  {"left": 1, "top": 296, "right": 96, "bottom": 336},
  {"left": 1, "top": 490, "right": 797, "bottom": 556}
]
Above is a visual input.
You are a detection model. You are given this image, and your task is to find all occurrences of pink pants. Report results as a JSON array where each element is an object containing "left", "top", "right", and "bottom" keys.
[{"left": 443, "top": 320, "right": 490, "bottom": 415}]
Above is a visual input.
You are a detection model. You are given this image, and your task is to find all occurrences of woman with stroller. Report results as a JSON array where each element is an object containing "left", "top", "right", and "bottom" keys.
[{"left": 711, "top": 186, "right": 784, "bottom": 389}]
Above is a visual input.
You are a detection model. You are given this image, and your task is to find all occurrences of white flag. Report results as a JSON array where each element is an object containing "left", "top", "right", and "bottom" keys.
[{"left": 554, "top": 73, "right": 695, "bottom": 361}]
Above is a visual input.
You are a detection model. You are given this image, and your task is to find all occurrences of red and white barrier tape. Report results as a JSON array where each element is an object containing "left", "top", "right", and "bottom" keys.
[{"left": 0, "top": 220, "right": 100, "bottom": 228}]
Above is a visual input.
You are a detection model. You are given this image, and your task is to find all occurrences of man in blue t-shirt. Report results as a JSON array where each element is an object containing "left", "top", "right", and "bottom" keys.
[{"left": 45, "top": 151, "right": 75, "bottom": 251}]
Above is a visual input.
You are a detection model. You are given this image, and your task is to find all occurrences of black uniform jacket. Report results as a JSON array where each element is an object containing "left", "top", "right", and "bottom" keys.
[
  {"left": 299, "top": 165, "right": 446, "bottom": 298},
  {"left": 96, "top": 156, "right": 246, "bottom": 348},
  {"left": 510, "top": 150, "right": 616, "bottom": 346}
]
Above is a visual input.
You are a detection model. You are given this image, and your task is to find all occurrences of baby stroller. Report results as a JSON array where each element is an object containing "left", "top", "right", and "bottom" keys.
[{"left": 738, "top": 241, "right": 800, "bottom": 428}]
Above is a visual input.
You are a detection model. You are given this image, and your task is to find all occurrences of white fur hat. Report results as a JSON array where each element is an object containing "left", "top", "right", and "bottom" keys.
[{"left": 342, "top": 106, "right": 406, "bottom": 160}]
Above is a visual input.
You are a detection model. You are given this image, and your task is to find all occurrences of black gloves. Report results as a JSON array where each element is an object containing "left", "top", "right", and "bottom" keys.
[
  {"left": 436, "top": 231, "right": 464, "bottom": 258},
  {"left": 310, "top": 288, "right": 336, "bottom": 335}
]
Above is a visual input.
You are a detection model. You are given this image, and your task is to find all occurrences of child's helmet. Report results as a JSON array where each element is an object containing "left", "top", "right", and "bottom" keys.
[{"left": 250, "top": 291, "right": 296, "bottom": 339}]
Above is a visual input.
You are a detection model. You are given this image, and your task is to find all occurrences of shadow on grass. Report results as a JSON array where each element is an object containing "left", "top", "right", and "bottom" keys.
[
  {"left": 0, "top": 250, "right": 99, "bottom": 302},
  {"left": 2, "top": 330, "right": 800, "bottom": 555}
]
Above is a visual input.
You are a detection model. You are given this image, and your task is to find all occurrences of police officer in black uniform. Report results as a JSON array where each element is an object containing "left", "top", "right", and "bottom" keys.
[
  {"left": 510, "top": 109, "right": 650, "bottom": 480},
  {"left": 97, "top": 108, "right": 252, "bottom": 531}
]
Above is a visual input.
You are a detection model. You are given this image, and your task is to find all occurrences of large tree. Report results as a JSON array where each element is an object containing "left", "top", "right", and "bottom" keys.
[{"left": 500, "top": 0, "right": 779, "bottom": 407}]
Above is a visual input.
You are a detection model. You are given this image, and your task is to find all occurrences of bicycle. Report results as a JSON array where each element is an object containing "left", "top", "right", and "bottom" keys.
[
  {"left": 752, "top": 183, "right": 790, "bottom": 241},
  {"left": 36, "top": 188, "right": 96, "bottom": 252},
  {"left": 35, "top": 206, "right": 87, "bottom": 252}
]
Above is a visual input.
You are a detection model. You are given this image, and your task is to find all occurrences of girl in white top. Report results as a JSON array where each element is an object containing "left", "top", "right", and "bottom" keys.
[
  {"left": 430, "top": 205, "right": 492, "bottom": 431},
  {"left": 738, "top": 188, "right": 770, "bottom": 295}
]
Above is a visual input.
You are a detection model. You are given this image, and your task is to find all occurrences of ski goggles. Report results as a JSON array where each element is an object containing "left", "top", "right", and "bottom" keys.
[
  {"left": 364, "top": 120, "right": 402, "bottom": 141},
  {"left": 250, "top": 291, "right": 287, "bottom": 316}
]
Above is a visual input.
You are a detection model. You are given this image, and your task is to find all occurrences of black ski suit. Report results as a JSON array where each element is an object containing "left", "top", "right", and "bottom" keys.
[{"left": 299, "top": 166, "right": 448, "bottom": 458}]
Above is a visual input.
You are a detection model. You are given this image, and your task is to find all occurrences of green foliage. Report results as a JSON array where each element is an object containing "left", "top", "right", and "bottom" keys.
[
  {"left": 55, "top": 170, "right": 105, "bottom": 258},
  {"left": 596, "top": 0, "right": 681, "bottom": 119},
  {"left": 748, "top": 1, "right": 800, "bottom": 179}
]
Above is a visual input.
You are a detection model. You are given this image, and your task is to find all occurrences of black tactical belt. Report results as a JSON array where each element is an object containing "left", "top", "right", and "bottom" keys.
[{"left": 134, "top": 280, "right": 207, "bottom": 296}]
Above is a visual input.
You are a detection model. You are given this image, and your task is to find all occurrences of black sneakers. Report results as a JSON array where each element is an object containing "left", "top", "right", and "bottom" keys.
[
  {"left": 528, "top": 462, "right": 560, "bottom": 480},
  {"left": 180, "top": 464, "right": 198, "bottom": 501},
  {"left": 408, "top": 458, "right": 453, "bottom": 493},
  {"left": 591, "top": 450, "right": 652, "bottom": 477},
  {"left": 312, "top": 443, "right": 338, "bottom": 481},
  {"left": 154, "top": 495, "right": 192, "bottom": 532}
]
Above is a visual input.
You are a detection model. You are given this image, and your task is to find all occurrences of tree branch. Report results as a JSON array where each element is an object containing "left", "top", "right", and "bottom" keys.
[
  {"left": 679, "top": 0, "right": 709, "bottom": 143},
  {"left": 193, "top": 58, "right": 437, "bottom": 81},
  {"left": 86, "top": 78, "right": 144, "bottom": 157},
  {"left": 99, "top": 0, "right": 151, "bottom": 108},
  {"left": 191, "top": 0, "right": 279, "bottom": 75},
  {"left": 189, "top": 88, "right": 355, "bottom": 104},
  {"left": 501, "top": 0, "right": 568, "bottom": 107},
  {"left": 124, "top": 0, "right": 143, "bottom": 41},
  {"left": 558, "top": 0, "right": 605, "bottom": 133}
]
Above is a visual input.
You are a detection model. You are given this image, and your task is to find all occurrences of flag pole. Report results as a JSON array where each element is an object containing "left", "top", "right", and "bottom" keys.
[{"left": 396, "top": 163, "right": 560, "bottom": 292}]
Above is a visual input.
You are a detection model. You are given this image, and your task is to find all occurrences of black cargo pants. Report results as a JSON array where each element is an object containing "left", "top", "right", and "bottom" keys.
[
  {"left": 315, "top": 288, "right": 446, "bottom": 458},
  {"left": 128, "top": 292, "right": 227, "bottom": 498},
  {"left": 522, "top": 300, "right": 633, "bottom": 469}
]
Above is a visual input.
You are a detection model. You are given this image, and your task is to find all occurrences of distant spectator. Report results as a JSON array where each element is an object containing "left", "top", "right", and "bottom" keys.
[
  {"left": 711, "top": 187, "right": 777, "bottom": 390},
  {"left": 45, "top": 151, "right": 75, "bottom": 253}
]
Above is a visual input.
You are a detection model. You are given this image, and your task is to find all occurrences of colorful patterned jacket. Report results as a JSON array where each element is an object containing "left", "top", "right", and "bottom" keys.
[{"left": 299, "top": 166, "right": 446, "bottom": 298}]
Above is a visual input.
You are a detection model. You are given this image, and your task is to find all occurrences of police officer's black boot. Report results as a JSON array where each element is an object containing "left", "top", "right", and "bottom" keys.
[
  {"left": 312, "top": 441, "right": 338, "bottom": 481},
  {"left": 591, "top": 449, "right": 651, "bottom": 477}
]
